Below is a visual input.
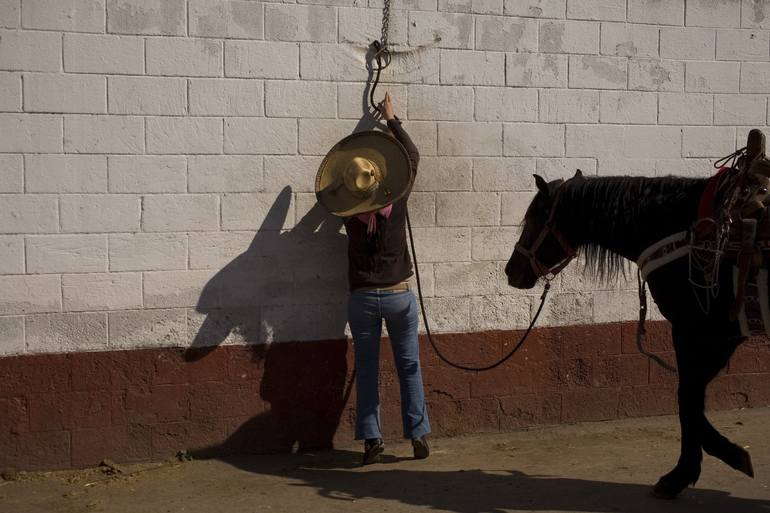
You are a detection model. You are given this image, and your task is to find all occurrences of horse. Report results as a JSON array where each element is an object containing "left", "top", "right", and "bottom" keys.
[{"left": 504, "top": 162, "right": 766, "bottom": 499}]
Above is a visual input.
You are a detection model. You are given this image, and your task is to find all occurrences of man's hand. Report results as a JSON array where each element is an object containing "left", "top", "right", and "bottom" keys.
[{"left": 380, "top": 91, "right": 396, "bottom": 121}]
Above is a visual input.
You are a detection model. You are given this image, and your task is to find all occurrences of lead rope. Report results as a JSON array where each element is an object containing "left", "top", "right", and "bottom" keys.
[
  {"left": 406, "top": 211, "right": 551, "bottom": 372},
  {"left": 368, "top": 4, "right": 547, "bottom": 371}
]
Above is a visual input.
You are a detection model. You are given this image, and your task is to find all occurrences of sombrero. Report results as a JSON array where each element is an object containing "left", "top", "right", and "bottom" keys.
[{"left": 315, "top": 130, "right": 414, "bottom": 217}]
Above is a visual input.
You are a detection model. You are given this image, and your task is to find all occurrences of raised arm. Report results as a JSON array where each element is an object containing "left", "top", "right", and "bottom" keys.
[{"left": 380, "top": 92, "right": 419, "bottom": 174}]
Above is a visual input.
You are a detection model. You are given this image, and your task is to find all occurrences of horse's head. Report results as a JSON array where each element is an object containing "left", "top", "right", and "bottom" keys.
[{"left": 505, "top": 172, "right": 581, "bottom": 289}]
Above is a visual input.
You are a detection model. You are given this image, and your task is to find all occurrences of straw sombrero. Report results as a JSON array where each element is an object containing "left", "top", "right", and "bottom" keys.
[{"left": 315, "top": 130, "right": 414, "bottom": 217}]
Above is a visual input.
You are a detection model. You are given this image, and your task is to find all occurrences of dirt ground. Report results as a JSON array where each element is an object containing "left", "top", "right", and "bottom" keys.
[{"left": 2, "top": 408, "right": 769, "bottom": 513}]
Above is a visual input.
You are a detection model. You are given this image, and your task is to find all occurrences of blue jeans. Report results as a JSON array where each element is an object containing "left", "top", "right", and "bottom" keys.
[{"left": 348, "top": 289, "right": 431, "bottom": 441}]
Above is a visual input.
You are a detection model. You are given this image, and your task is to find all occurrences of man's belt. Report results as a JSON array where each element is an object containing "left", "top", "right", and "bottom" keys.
[{"left": 355, "top": 281, "right": 410, "bottom": 293}]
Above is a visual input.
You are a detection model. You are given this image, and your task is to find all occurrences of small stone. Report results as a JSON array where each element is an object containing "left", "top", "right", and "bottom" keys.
[
  {"left": 1, "top": 469, "right": 19, "bottom": 481},
  {"left": 176, "top": 450, "right": 193, "bottom": 462},
  {"left": 99, "top": 459, "right": 126, "bottom": 475}
]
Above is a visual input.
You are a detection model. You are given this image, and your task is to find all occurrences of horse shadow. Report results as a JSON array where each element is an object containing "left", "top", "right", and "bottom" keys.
[
  {"left": 217, "top": 449, "right": 769, "bottom": 513},
  {"left": 185, "top": 185, "right": 352, "bottom": 454}
]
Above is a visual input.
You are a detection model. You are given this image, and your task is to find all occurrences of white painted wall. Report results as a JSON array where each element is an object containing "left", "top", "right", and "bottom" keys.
[{"left": 1, "top": 0, "right": 769, "bottom": 355}]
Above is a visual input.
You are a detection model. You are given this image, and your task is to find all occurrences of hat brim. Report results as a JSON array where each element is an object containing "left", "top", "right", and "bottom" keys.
[{"left": 315, "top": 130, "right": 414, "bottom": 217}]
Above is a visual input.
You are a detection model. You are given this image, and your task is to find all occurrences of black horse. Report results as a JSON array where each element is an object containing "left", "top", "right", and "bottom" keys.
[{"left": 505, "top": 169, "right": 759, "bottom": 499}]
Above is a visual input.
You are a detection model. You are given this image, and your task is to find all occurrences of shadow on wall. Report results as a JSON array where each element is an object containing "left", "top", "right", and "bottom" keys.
[
  {"left": 190, "top": 185, "right": 348, "bottom": 347},
  {"left": 184, "top": 50, "right": 393, "bottom": 455},
  {"left": 185, "top": 185, "right": 353, "bottom": 454},
  {"left": 189, "top": 43, "right": 388, "bottom": 347}
]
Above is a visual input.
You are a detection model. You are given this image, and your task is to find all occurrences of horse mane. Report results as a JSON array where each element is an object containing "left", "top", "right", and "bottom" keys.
[
  {"left": 557, "top": 174, "right": 707, "bottom": 284},
  {"left": 580, "top": 242, "right": 628, "bottom": 284}
]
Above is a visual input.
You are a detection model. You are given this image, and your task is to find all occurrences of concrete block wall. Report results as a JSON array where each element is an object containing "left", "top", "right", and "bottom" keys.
[{"left": 1, "top": 0, "right": 770, "bottom": 356}]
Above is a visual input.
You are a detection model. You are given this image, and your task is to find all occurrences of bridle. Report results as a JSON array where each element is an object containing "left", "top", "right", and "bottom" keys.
[{"left": 514, "top": 186, "right": 577, "bottom": 281}]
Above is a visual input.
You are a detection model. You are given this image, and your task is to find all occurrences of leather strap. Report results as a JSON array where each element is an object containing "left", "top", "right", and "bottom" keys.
[
  {"left": 731, "top": 218, "right": 758, "bottom": 320},
  {"left": 355, "top": 281, "right": 409, "bottom": 293},
  {"left": 514, "top": 186, "right": 576, "bottom": 280}
]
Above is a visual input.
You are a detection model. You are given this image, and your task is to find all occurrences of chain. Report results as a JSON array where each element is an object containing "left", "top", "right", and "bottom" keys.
[
  {"left": 369, "top": 0, "right": 392, "bottom": 113},
  {"left": 381, "top": 0, "right": 390, "bottom": 50}
]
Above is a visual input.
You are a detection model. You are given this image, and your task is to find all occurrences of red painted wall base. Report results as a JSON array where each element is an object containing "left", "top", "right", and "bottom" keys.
[{"left": 2, "top": 321, "right": 769, "bottom": 470}]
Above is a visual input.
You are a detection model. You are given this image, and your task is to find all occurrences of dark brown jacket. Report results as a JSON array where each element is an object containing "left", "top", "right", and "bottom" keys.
[{"left": 343, "top": 119, "right": 419, "bottom": 291}]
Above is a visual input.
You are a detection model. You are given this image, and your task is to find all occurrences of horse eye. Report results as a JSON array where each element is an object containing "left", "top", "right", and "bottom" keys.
[{"left": 761, "top": 187, "right": 768, "bottom": 194}]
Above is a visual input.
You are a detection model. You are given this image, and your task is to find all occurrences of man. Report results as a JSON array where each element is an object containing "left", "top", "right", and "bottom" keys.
[{"left": 315, "top": 92, "right": 430, "bottom": 464}]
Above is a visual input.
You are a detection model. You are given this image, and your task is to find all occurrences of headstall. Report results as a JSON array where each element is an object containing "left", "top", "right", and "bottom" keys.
[{"left": 514, "top": 187, "right": 577, "bottom": 281}]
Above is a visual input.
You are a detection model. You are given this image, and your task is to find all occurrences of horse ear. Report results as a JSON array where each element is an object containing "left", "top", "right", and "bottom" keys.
[
  {"left": 574, "top": 169, "right": 584, "bottom": 179},
  {"left": 533, "top": 174, "right": 549, "bottom": 195}
]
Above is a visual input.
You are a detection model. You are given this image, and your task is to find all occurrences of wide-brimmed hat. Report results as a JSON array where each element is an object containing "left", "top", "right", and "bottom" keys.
[{"left": 315, "top": 130, "right": 414, "bottom": 217}]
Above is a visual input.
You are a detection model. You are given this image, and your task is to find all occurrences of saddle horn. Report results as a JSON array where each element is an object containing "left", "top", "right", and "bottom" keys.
[
  {"left": 745, "top": 129, "right": 770, "bottom": 181},
  {"left": 746, "top": 129, "right": 766, "bottom": 162}
]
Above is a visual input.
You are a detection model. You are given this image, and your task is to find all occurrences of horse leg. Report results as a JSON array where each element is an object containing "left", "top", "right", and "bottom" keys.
[
  {"left": 702, "top": 417, "right": 754, "bottom": 477},
  {"left": 699, "top": 336, "right": 753, "bottom": 477},
  {"left": 653, "top": 372, "right": 706, "bottom": 499},
  {"left": 653, "top": 325, "right": 705, "bottom": 499}
]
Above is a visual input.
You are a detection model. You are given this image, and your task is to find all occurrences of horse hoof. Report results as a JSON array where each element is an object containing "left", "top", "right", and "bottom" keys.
[
  {"left": 722, "top": 446, "right": 756, "bottom": 478},
  {"left": 652, "top": 479, "right": 683, "bottom": 500},
  {"left": 652, "top": 468, "right": 697, "bottom": 501},
  {"left": 737, "top": 450, "right": 755, "bottom": 478}
]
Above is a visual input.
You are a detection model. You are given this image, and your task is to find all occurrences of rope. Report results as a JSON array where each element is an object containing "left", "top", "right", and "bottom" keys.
[
  {"left": 367, "top": 0, "right": 545, "bottom": 372},
  {"left": 713, "top": 146, "right": 746, "bottom": 170},
  {"left": 406, "top": 210, "right": 550, "bottom": 372}
]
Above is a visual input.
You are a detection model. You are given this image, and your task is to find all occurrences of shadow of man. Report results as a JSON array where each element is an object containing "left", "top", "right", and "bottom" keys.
[
  {"left": 188, "top": 47, "right": 398, "bottom": 457},
  {"left": 216, "top": 450, "right": 770, "bottom": 513},
  {"left": 186, "top": 186, "right": 353, "bottom": 455}
]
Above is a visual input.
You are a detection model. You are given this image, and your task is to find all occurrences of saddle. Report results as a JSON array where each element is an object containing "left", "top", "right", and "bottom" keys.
[
  {"left": 693, "top": 129, "right": 770, "bottom": 325},
  {"left": 635, "top": 130, "right": 770, "bottom": 356}
]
